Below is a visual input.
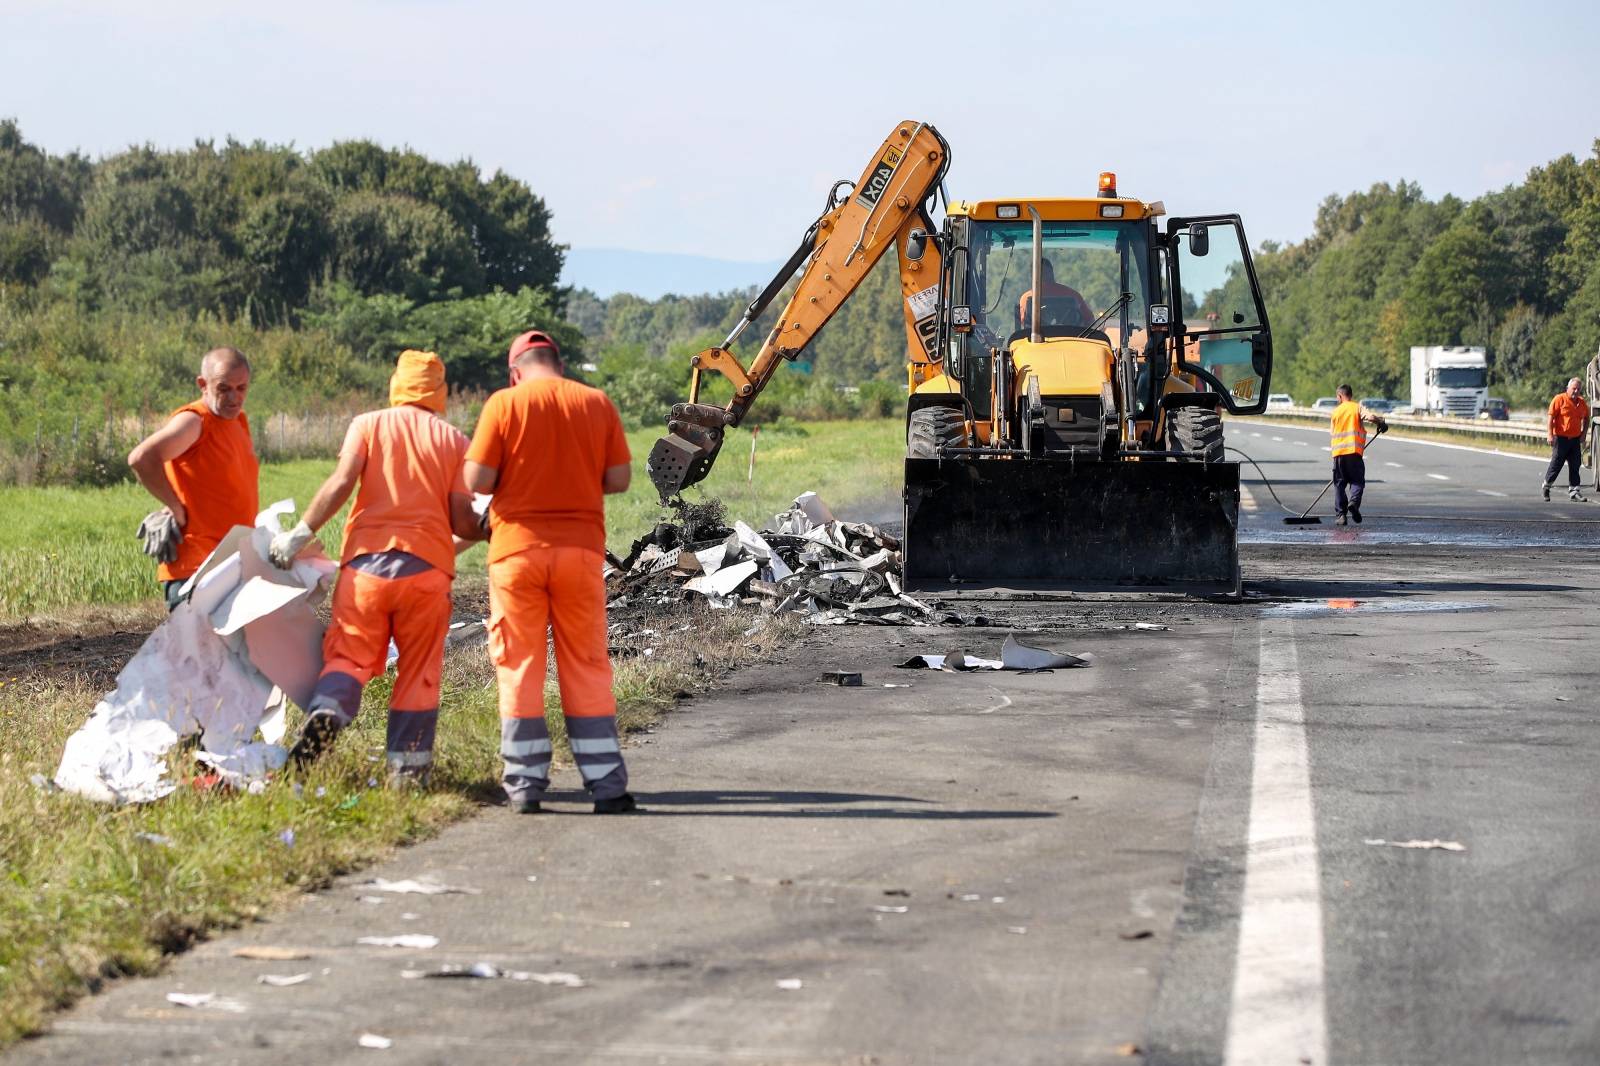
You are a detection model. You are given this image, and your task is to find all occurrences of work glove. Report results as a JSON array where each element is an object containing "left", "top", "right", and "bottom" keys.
[
  {"left": 136, "top": 509, "right": 183, "bottom": 564},
  {"left": 268, "top": 520, "right": 316, "bottom": 570},
  {"left": 1375, "top": 418, "right": 1389, "bottom": 435}
]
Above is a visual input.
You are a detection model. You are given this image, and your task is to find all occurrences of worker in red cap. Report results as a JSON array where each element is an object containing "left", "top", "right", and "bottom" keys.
[
  {"left": 271, "top": 349, "right": 485, "bottom": 785},
  {"left": 465, "top": 329, "right": 636, "bottom": 814}
]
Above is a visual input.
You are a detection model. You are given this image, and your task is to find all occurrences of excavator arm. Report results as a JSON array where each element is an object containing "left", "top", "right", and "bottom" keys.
[{"left": 646, "top": 120, "right": 950, "bottom": 500}]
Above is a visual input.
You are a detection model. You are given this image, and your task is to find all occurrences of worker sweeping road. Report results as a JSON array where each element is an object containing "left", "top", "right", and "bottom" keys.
[
  {"left": 270, "top": 350, "right": 483, "bottom": 785},
  {"left": 127, "top": 347, "right": 260, "bottom": 611},
  {"left": 464, "top": 330, "right": 637, "bottom": 815},
  {"left": 1542, "top": 377, "right": 1589, "bottom": 502},
  {"left": 1329, "top": 384, "right": 1388, "bottom": 526}
]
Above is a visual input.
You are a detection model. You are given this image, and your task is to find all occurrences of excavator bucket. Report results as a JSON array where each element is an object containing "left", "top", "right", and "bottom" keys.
[{"left": 901, "top": 458, "right": 1241, "bottom": 596}]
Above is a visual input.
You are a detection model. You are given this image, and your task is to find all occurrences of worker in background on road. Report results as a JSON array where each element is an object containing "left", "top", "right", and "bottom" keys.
[
  {"left": 1543, "top": 377, "right": 1589, "bottom": 502},
  {"left": 270, "top": 350, "right": 484, "bottom": 786},
  {"left": 1017, "top": 259, "right": 1094, "bottom": 331},
  {"left": 1329, "top": 384, "right": 1388, "bottom": 526},
  {"left": 127, "top": 347, "right": 260, "bottom": 611},
  {"left": 464, "top": 329, "right": 636, "bottom": 815}
]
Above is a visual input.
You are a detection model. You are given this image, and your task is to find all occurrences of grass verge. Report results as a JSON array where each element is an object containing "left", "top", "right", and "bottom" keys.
[
  {"left": 0, "top": 598, "right": 799, "bottom": 1047},
  {"left": 1, "top": 417, "right": 903, "bottom": 620}
]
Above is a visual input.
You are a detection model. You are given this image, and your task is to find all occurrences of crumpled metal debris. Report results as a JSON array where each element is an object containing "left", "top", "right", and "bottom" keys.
[
  {"left": 609, "top": 492, "right": 932, "bottom": 626},
  {"left": 897, "top": 634, "right": 1088, "bottom": 671}
]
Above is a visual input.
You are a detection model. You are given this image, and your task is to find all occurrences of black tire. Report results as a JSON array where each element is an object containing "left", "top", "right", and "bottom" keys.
[
  {"left": 907, "top": 406, "right": 966, "bottom": 459},
  {"left": 1169, "top": 405, "right": 1225, "bottom": 462}
]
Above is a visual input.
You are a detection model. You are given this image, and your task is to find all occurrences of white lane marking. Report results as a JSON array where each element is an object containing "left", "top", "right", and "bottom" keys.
[
  {"left": 1240, "top": 484, "right": 1260, "bottom": 513},
  {"left": 1227, "top": 626, "right": 1327, "bottom": 1066},
  {"left": 1271, "top": 436, "right": 1284, "bottom": 442},
  {"left": 1231, "top": 419, "right": 1547, "bottom": 463},
  {"left": 1477, "top": 489, "right": 1508, "bottom": 498},
  {"left": 1293, "top": 441, "right": 1308, "bottom": 447},
  {"left": 1320, "top": 446, "right": 1331, "bottom": 452},
  {"left": 1427, "top": 473, "right": 1451, "bottom": 481},
  {"left": 1385, "top": 461, "right": 1404, "bottom": 468}
]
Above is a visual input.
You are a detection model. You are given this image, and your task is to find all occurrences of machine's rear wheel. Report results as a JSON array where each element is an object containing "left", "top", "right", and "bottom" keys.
[
  {"left": 1169, "top": 405, "right": 1225, "bottom": 462},
  {"left": 907, "top": 406, "right": 966, "bottom": 459}
]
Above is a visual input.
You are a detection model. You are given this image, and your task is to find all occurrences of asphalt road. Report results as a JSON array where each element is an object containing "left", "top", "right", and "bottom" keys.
[{"left": 10, "top": 425, "right": 1600, "bottom": 1065}]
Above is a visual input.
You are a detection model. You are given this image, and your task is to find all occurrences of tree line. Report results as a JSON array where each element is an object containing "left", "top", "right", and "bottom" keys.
[{"left": 4, "top": 120, "right": 1597, "bottom": 485}]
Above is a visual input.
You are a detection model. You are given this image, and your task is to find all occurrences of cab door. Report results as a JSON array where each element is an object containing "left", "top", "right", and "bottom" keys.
[{"left": 1164, "top": 215, "right": 1272, "bottom": 415}]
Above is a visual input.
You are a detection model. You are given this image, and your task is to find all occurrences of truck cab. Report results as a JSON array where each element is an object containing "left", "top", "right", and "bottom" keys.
[{"left": 1410, "top": 345, "right": 1488, "bottom": 417}]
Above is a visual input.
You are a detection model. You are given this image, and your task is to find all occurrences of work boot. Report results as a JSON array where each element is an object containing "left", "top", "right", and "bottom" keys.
[
  {"left": 386, "top": 768, "right": 431, "bottom": 792},
  {"left": 1335, "top": 512, "right": 1348, "bottom": 527},
  {"left": 1351, "top": 507, "right": 1363, "bottom": 524},
  {"left": 1570, "top": 488, "right": 1588, "bottom": 502},
  {"left": 1542, "top": 481, "right": 1552, "bottom": 501},
  {"left": 510, "top": 797, "right": 542, "bottom": 814},
  {"left": 289, "top": 710, "right": 344, "bottom": 770},
  {"left": 594, "top": 793, "right": 639, "bottom": 815}
]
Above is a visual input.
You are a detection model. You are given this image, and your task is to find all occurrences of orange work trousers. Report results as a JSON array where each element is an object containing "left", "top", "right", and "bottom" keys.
[
  {"left": 313, "top": 566, "right": 452, "bottom": 773},
  {"left": 488, "top": 546, "right": 625, "bottom": 801}
]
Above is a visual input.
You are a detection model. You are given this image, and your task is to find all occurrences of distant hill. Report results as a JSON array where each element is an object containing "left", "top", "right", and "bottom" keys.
[{"left": 561, "top": 248, "right": 784, "bottom": 299}]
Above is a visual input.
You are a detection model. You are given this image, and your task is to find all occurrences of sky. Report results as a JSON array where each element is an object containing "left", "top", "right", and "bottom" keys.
[{"left": 3, "top": 0, "right": 1598, "bottom": 277}]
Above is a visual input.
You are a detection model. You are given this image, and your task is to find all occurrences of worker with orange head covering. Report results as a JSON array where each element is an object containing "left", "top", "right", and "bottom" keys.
[
  {"left": 129, "top": 347, "right": 261, "bottom": 611},
  {"left": 270, "top": 350, "right": 484, "bottom": 785},
  {"left": 464, "top": 329, "right": 636, "bottom": 814}
]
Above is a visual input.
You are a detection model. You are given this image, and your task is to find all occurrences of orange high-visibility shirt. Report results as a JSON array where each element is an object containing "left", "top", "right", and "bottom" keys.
[
  {"left": 159, "top": 400, "right": 260, "bottom": 581},
  {"left": 1549, "top": 393, "right": 1590, "bottom": 438},
  {"left": 1017, "top": 280, "right": 1094, "bottom": 330},
  {"left": 1330, "top": 400, "right": 1367, "bottom": 458},
  {"left": 339, "top": 405, "right": 471, "bottom": 577},
  {"left": 466, "top": 378, "right": 631, "bottom": 563}
]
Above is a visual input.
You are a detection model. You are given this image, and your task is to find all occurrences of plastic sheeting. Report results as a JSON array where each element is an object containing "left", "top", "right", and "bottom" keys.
[{"left": 53, "top": 500, "right": 336, "bottom": 803}]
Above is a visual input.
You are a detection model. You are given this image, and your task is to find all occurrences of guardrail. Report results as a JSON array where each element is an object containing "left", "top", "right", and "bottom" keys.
[{"left": 1252, "top": 406, "right": 1547, "bottom": 442}]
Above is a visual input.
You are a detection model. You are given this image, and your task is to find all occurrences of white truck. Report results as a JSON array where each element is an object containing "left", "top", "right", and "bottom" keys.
[{"left": 1410, "top": 345, "right": 1488, "bottom": 417}]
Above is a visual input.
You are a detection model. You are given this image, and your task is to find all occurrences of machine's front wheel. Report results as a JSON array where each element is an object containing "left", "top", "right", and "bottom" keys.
[
  {"left": 907, "top": 406, "right": 967, "bottom": 459},
  {"left": 1169, "top": 405, "right": 1225, "bottom": 462}
]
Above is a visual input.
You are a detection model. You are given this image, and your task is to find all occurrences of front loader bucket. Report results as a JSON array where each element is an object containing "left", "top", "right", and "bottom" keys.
[{"left": 902, "top": 458, "right": 1240, "bottom": 596}]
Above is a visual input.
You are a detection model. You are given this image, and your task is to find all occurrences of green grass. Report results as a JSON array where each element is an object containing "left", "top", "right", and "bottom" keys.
[
  {"left": 0, "top": 602, "right": 798, "bottom": 1046},
  {"left": 0, "top": 415, "right": 898, "bottom": 1045},
  {"left": 0, "top": 418, "right": 904, "bottom": 620}
]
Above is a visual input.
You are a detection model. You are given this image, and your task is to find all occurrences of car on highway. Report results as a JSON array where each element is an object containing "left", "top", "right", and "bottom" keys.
[
  {"left": 1363, "top": 398, "right": 1403, "bottom": 414},
  {"left": 1311, "top": 397, "right": 1339, "bottom": 411},
  {"left": 1267, "top": 393, "right": 1295, "bottom": 409},
  {"left": 1479, "top": 397, "right": 1511, "bottom": 421}
]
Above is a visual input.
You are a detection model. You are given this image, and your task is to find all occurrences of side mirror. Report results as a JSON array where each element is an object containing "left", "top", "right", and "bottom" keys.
[
  {"left": 1188, "top": 225, "right": 1209, "bottom": 257},
  {"left": 906, "top": 229, "right": 928, "bottom": 262},
  {"left": 1233, "top": 311, "right": 1245, "bottom": 325}
]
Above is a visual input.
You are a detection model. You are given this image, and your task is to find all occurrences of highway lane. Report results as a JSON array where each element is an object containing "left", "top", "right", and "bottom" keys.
[
  {"left": 1230, "top": 418, "right": 1598, "bottom": 534},
  {"left": 9, "top": 430, "right": 1600, "bottom": 1065}
]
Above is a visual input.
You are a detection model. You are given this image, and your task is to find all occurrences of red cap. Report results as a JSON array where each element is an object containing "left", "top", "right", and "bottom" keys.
[{"left": 508, "top": 329, "right": 561, "bottom": 366}]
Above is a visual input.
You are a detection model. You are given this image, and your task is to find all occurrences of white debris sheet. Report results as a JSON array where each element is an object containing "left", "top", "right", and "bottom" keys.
[
  {"left": 897, "top": 634, "right": 1089, "bottom": 671},
  {"left": 607, "top": 491, "right": 933, "bottom": 625},
  {"left": 53, "top": 500, "right": 336, "bottom": 803}
]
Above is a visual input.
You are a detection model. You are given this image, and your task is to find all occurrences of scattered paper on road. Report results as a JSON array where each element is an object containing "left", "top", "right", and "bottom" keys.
[
  {"left": 1364, "top": 838, "right": 1466, "bottom": 852},
  {"left": 358, "top": 877, "right": 481, "bottom": 896},
  {"left": 356, "top": 934, "right": 439, "bottom": 949},
  {"left": 165, "top": 992, "right": 247, "bottom": 1012},
  {"left": 256, "top": 973, "right": 311, "bottom": 987},
  {"left": 232, "top": 946, "right": 311, "bottom": 961}
]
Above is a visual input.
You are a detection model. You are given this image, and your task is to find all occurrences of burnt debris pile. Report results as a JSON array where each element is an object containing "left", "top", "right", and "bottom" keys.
[{"left": 607, "top": 492, "right": 933, "bottom": 626}]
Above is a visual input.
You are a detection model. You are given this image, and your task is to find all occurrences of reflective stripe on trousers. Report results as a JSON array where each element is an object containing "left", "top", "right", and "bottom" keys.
[{"left": 489, "top": 546, "right": 627, "bottom": 801}]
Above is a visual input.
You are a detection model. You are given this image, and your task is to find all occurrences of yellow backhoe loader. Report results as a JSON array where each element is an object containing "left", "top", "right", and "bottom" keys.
[{"left": 647, "top": 120, "right": 1274, "bottom": 595}]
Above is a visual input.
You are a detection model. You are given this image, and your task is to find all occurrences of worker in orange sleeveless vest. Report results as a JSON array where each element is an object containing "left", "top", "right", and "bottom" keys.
[
  {"left": 1328, "top": 383, "right": 1388, "bottom": 526},
  {"left": 128, "top": 347, "right": 260, "bottom": 610},
  {"left": 268, "top": 351, "right": 484, "bottom": 786}
]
